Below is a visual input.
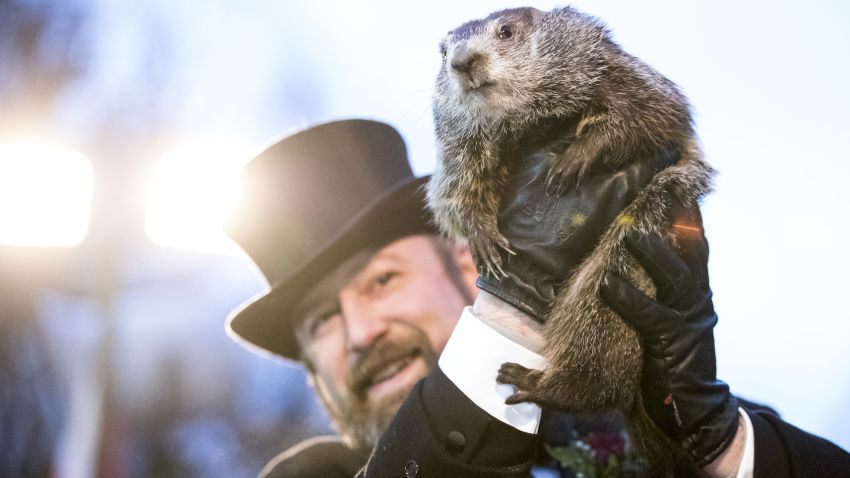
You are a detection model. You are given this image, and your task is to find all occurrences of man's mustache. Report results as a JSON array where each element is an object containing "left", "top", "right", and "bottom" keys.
[{"left": 347, "top": 339, "right": 422, "bottom": 398}]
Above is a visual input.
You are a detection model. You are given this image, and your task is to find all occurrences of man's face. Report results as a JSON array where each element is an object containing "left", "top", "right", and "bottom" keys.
[{"left": 293, "top": 235, "right": 477, "bottom": 452}]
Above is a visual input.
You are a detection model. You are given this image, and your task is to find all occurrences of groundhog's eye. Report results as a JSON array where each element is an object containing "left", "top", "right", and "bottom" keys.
[{"left": 498, "top": 25, "right": 513, "bottom": 39}]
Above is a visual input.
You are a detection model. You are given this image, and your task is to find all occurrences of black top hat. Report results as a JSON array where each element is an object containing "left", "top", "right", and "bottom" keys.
[{"left": 225, "top": 119, "right": 435, "bottom": 360}]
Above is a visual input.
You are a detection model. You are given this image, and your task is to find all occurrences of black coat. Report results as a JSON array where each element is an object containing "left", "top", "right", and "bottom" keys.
[{"left": 262, "top": 366, "right": 850, "bottom": 478}]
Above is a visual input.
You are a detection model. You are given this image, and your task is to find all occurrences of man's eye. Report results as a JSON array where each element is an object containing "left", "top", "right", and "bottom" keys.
[
  {"left": 307, "top": 308, "right": 339, "bottom": 335},
  {"left": 375, "top": 271, "right": 396, "bottom": 287}
]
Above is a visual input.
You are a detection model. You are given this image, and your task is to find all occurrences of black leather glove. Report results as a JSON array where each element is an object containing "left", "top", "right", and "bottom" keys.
[
  {"left": 599, "top": 203, "right": 739, "bottom": 466},
  {"left": 475, "top": 123, "right": 680, "bottom": 320}
]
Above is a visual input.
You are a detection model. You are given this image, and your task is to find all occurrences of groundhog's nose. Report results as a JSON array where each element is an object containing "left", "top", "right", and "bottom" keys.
[{"left": 450, "top": 44, "right": 483, "bottom": 74}]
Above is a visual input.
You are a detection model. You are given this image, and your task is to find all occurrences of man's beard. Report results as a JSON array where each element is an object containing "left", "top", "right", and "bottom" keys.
[{"left": 318, "top": 324, "right": 438, "bottom": 454}]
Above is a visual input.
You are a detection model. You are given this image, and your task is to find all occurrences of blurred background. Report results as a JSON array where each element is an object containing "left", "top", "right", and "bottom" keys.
[{"left": 1, "top": 0, "right": 848, "bottom": 476}]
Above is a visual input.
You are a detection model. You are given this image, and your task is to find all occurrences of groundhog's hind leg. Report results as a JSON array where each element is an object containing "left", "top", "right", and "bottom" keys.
[{"left": 496, "top": 362, "right": 571, "bottom": 410}]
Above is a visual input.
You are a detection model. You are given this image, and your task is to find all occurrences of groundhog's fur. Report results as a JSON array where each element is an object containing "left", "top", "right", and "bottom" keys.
[{"left": 426, "top": 6, "right": 714, "bottom": 476}]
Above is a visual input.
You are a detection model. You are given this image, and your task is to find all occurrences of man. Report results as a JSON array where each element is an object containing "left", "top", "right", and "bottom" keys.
[{"left": 225, "top": 119, "right": 849, "bottom": 477}]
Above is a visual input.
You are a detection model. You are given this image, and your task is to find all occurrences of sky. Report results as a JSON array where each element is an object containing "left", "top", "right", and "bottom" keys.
[{"left": 5, "top": 0, "right": 849, "bottom": 465}]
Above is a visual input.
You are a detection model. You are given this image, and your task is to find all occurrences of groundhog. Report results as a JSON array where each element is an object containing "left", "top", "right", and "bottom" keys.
[{"left": 426, "top": 6, "right": 715, "bottom": 476}]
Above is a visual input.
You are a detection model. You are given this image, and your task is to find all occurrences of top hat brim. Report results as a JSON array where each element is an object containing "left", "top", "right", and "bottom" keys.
[{"left": 226, "top": 175, "right": 434, "bottom": 360}]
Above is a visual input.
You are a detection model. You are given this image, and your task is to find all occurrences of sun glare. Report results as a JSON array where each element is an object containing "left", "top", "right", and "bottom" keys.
[
  {"left": 0, "top": 144, "right": 93, "bottom": 248},
  {"left": 145, "top": 147, "right": 246, "bottom": 254}
]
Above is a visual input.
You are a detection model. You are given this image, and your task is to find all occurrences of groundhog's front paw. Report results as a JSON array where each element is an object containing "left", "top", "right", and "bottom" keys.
[
  {"left": 545, "top": 145, "right": 596, "bottom": 195},
  {"left": 468, "top": 230, "right": 513, "bottom": 278}
]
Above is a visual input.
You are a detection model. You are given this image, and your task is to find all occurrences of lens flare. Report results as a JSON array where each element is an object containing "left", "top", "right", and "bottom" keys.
[
  {"left": 0, "top": 144, "right": 93, "bottom": 248},
  {"left": 145, "top": 146, "right": 246, "bottom": 254}
]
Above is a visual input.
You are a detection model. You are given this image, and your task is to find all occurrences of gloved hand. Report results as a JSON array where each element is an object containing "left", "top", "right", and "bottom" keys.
[
  {"left": 599, "top": 202, "right": 739, "bottom": 466},
  {"left": 475, "top": 122, "right": 680, "bottom": 320}
]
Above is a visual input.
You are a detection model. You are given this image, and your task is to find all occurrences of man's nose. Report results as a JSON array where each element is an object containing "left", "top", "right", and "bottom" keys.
[{"left": 341, "top": 295, "right": 388, "bottom": 351}]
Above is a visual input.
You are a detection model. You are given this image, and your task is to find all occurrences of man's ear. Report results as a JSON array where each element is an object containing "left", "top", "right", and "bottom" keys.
[
  {"left": 453, "top": 241, "right": 479, "bottom": 297},
  {"left": 308, "top": 366, "right": 345, "bottom": 420}
]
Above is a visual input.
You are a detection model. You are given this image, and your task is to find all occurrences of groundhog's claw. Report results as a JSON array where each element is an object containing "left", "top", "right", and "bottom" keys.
[
  {"left": 504, "top": 391, "right": 536, "bottom": 405},
  {"left": 467, "top": 228, "right": 513, "bottom": 278},
  {"left": 469, "top": 237, "right": 506, "bottom": 278},
  {"left": 546, "top": 145, "right": 594, "bottom": 195},
  {"left": 545, "top": 166, "right": 566, "bottom": 196},
  {"left": 497, "top": 362, "right": 541, "bottom": 386}
]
